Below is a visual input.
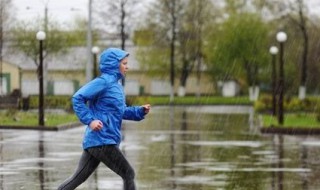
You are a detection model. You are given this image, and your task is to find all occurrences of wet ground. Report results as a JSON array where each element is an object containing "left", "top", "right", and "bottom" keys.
[{"left": 0, "top": 105, "right": 320, "bottom": 190}]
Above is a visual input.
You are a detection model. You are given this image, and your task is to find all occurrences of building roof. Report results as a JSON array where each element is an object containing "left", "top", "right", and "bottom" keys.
[
  {"left": 3, "top": 46, "right": 86, "bottom": 71},
  {"left": 3, "top": 43, "right": 141, "bottom": 71},
  {"left": 99, "top": 39, "right": 141, "bottom": 71}
]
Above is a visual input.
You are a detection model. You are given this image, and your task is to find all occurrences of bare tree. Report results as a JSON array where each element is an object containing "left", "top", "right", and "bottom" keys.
[
  {"left": 134, "top": 0, "right": 215, "bottom": 98},
  {"left": 177, "top": 0, "right": 213, "bottom": 97},
  {"left": 265, "top": 0, "right": 311, "bottom": 99},
  {"left": 292, "top": 0, "right": 308, "bottom": 100},
  {"left": 94, "top": 0, "right": 140, "bottom": 50},
  {"left": 166, "top": 0, "right": 177, "bottom": 101},
  {"left": 10, "top": 19, "right": 82, "bottom": 98},
  {"left": 94, "top": 0, "right": 141, "bottom": 86},
  {"left": 306, "top": 27, "right": 320, "bottom": 92}
]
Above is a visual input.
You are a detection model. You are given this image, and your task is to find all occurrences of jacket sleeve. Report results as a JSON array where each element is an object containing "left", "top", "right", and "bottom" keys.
[
  {"left": 123, "top": 106, "right": 145, "bottom": 121},
  {"left": 72, "top": 78, "right": 106, "bottom": 125}
]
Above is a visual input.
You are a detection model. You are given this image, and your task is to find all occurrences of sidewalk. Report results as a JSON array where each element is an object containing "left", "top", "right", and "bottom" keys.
[{"left": 0, "top": 121, "right": 82, "bottom": 131}]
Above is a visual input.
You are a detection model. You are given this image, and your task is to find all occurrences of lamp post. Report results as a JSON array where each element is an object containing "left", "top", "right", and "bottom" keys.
[
  {"left": 86, "top": 0, "right": 93, "bottom": 82},
  {"left": 36, "top": 31, "right": 46, "bottom": 126},
  {"left": 269, "top": 46, "right": 278, "bottom": 117},
  {"left": 91, "top": 46, "right": 100, "bottom": 79},
  {"left": 276, "top": 31, "right": 287, "bottom": 125}
]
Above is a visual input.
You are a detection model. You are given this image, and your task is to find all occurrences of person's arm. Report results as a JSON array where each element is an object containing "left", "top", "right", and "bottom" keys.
[
  {"left": 72, "top": 78, "right": 106, "bottom": 126},
  {"left": 123, "top": 104, "right": 151, "bottom": 121}
]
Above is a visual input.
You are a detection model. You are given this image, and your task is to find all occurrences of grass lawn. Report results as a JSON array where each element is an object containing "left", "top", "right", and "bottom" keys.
[
  {"left": 1, "top": 96, "right": 251, "bottom": 128},
  {"left": 128, "top": 96, "right": 252, "bottom": 105},
  {"left": 0, "top": 111, "right": 78, "bottom": 127},
  {"left": 261, "top": 113, "right": 320, "bottom": 128},
  {"left": 2, "top": 96, "right": 319, "bottom": 129}
]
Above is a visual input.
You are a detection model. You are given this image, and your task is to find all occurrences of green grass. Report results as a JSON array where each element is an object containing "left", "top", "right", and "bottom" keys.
[
  {"left": 0, "top": 111, "right": 78, "bottom": 127},
  {"left": 3, "top": 96, "right": 319, "bottom": 129},
  {"left": 128, "top": 96, "right": 252, "bottom": 106},
  {"left": 1, "top": 96, "right": 251, "bottom": 127},
  {"left": 261, "top": 113, "right": 320, "bottom": 128}
]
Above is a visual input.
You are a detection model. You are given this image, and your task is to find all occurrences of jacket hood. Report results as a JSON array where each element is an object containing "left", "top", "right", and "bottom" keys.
[{"left": 99, "top": 48, "right": 129, "bottom": 79}]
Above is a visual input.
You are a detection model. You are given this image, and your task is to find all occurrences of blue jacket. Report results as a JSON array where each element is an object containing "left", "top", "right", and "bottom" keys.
[{"left": 72, "top": 48, "right": 145, "bottom": 149}]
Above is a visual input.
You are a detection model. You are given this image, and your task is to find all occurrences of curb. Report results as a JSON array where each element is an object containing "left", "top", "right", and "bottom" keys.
[
  {"left": 260, "top": 127, "right": 320, "bottom": 135},
  {"left": 0, "top": 122, "right": 82, "bottom": 131}
]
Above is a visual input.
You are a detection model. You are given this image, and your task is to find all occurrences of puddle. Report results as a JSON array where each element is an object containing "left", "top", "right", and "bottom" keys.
[{"left": 0, "top": 106, "right": 318, "bottom": 189}]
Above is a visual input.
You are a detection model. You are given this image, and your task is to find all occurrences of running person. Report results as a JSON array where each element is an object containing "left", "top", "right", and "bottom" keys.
[{"left": 58, "top": 48, "right": 150, "bottom": 190}]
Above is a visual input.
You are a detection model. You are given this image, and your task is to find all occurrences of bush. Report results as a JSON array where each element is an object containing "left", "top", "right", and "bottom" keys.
[
  {"left": 28, "top": 95, "right": 73, "bottom": 111},
  {"left": 255, "top": 95, "right": 320, "bottom": 113},
  {"left": 286, "top": 98, "right": 301, "bottom": 111},
  {"left": 126, "top": 95, "right": 251, "bottom": 106},
  {"left": 254, "top": 95, "right": 272, "bottom": 113}
]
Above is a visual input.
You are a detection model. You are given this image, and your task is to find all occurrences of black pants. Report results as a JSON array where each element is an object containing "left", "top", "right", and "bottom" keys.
[{"left": 57, "top": 145, "right": 136, "bottom": 190}]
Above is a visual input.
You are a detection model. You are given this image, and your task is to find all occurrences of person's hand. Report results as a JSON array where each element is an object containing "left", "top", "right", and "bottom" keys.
[
  {"left": 89, "top": 120, "right": 103, "bottom": 131},
  {"left": 142, "top": 104, "right": 151, "bottom": 114}
]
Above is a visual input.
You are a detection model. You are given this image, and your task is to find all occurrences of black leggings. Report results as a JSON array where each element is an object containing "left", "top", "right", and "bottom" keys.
[{"left": 57, "top": 145, "right": 136, "bottom": 190}]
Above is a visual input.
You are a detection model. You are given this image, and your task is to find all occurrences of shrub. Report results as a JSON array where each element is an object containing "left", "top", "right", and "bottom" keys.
[
  {"left": 28, "top": 95, "right": 73, "bottom": 111},
  {"left": 254, "top": 95, "right": 272, "bottom": 113},
  {"left": 255, "top": 96, "right": 320, "bottom": 113}
]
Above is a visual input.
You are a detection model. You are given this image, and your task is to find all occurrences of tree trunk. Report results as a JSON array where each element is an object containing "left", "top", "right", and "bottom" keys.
[
  {"left": 299, "top": 25, "right": 308, "bottom": 100},
  {"left": 298, "top": 85, "right": 306, "bottom": 100},
  {"left": 168, "top": 0, "right": 177, "bottom": 102},
  {"left": 0, "top": 1, "right": 3, "bottom": 95},
  {"left": 249, "top": 86, "right": 259, "bottom": 101},
  {"left": 178, "top": 86, "right": 186, "bottom": 97}
]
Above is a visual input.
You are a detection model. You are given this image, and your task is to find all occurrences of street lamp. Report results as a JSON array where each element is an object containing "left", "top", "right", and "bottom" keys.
[
  {"left": 91, "top": 46, "right": 100, "bottom": 79},
  {"left": 86, "top": 0, "right": 93, "bottom": 82},
  {"left": 36, "top": 31, "right": 46, "bottom": 126},
  {"left": 276, "top": 31, "right": 287, "bottom": 125},
  {"left": 269, "top": 46, "right": 278, "bottom": 117}
]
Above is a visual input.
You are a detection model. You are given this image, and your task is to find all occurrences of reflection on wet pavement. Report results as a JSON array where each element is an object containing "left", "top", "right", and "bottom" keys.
[{"left": 0, "top": 106, "right": 319, "bottom": 189}]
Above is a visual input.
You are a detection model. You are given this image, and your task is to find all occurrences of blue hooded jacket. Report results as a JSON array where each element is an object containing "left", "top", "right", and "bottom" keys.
[{"left": 72, "top": 48, "right": 145, "bottom": 149}]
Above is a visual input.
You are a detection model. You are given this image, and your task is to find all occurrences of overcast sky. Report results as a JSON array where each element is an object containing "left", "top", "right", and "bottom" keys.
[
  {"left": 12, "top": 0, "right": 320, "bottom": 26},
  {"left": 13, "top": 0, "right": 88, "bottom": 25}
]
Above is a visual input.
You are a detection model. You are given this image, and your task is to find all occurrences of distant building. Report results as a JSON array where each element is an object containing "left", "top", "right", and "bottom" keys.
[
  {"left": 2, "top": 39, "right": 215, "bottom": 97},
  {"left": 0, "top": 61, "right": 21, "bottom": 95},
  {"left": 2, "top": 47, "right": 85, "bottom": 97}
]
